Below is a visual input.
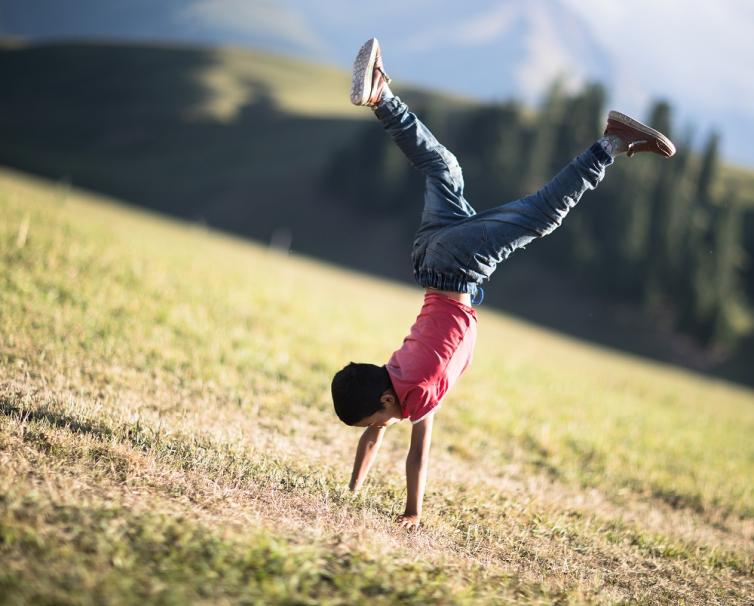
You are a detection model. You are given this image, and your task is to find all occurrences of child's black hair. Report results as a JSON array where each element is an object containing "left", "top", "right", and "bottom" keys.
[{"left": 331, "top": 362, "right": 393, "bottom": 425}]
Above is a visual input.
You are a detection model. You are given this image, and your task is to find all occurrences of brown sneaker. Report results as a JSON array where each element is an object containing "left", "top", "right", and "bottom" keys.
[
  {"left": 350, "top": 37, "right": 391, "bottom": 107},
  {"left": 605, "top": 111, "right": 676, "bottom": 158}
]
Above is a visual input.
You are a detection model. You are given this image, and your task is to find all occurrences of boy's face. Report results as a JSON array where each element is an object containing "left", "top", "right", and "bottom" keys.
[
  {"left": 354, "top": 408, "right": 400, "bottom": 428},
  {"left": 353, "top": 390, "right": 402, "bottom": 428}
]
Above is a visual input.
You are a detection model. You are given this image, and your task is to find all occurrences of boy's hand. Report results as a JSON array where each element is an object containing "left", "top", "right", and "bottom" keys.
[{"left": 396, "top": 513, "right": 420, "bottom": 530}]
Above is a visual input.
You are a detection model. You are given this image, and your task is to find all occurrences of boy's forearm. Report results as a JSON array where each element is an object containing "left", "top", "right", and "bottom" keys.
[
  {"left": 402, "top": 415, "right": 433, "bottom": 522},
  {"left": 404, "top": 453, "right": 428, "bottom": 516},
  {"left": 349, "top": 427, "right": 384, "bottom": 492}
]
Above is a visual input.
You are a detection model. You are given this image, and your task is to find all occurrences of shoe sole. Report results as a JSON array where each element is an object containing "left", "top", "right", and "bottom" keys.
[
  {"left": 350, "top": 38, "right": 379, "bottom": 106},
  {"left": 608, "top": 110, "right": 676, "bottom": 157}
]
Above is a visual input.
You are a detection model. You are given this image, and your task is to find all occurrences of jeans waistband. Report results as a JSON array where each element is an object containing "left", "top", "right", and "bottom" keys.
[
  {"left": 415, "top": 269, "right": 484, "bottom": 305},
  {"left": 414, "top": 268, "right": 478, "bottom": 295}
]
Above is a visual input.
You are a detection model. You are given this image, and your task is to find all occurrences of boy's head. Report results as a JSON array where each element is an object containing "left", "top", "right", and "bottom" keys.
[{"left": 331, "top": 362, "right": 398, "bottom": 426}]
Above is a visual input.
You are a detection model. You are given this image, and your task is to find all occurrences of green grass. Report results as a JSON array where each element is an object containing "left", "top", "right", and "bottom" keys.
[
  {"left": 0, "top": 496, "right": 485, "bottom": 605},
  {"left": 1, "top": 167, "right": 754, "bottom": 604}
]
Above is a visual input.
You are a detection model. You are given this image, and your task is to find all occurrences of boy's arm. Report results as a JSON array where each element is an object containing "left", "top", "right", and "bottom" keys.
[
  {"left": 398, "top": 413, "right": 434, "bottom": 529},
  {"left": 349, "top": 426, "right": 386, "bottom": 493}
]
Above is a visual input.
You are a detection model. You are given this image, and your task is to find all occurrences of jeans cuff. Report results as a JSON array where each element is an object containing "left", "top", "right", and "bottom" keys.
[
  {"left": 373, "top": 95, "right": 405, "bottom": 121},
  {"left": 589, "top": 141, "right": 614, "bottom": 166}
]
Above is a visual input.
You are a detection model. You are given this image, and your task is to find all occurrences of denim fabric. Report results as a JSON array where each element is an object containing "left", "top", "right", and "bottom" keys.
[{"left": 373, "top": 96, "right": 613, "bottom": 301}]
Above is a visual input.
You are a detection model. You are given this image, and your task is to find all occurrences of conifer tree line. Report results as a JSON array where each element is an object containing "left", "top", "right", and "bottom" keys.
[{"left": 325, "top": 84, "right": 752, "bottom": 350}]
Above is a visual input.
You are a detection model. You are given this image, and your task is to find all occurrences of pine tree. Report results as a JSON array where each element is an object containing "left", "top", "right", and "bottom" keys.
[
  {"left": 660, "top": 129, "right": 695, "bottom": 281},
  {"left": 710, "top": 190, "right": 743, "bottom": 346},
  {"left": 546, "top": 84, "right": 606, "bottom": 268},
  {"left": 643, "top": 101, "right": 677, "bottom": 307},
  {"left": 549, "top": 83, "right": 605, "bottom": 171},
  {"left": 680, "top": 132, "right": 724, "bottom": 343},
  {"left": 455, "top": 101, "right": 525, "bottom": 207},
  {"left": 524, "top": 81, "right": 566, "bottom": 192},
  {"left": 743, "top": 210, "right": 754, "bottom": 301},
  {"left": 696, "top": 132, "right": 720, "bottom": 205}
]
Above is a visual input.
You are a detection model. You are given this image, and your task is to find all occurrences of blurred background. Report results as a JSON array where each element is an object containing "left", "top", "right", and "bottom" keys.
[{"left": 2, "top": 0, "right": 753, "bottom": 383}]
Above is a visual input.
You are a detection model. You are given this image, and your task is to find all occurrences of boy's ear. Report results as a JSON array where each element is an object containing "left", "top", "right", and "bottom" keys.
[{"left": 379, "top": 390, "right": 395, "bottom": 407}]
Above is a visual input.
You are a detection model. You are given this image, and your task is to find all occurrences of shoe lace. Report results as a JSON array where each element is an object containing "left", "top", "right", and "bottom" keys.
[
  {"left": 376, "top": 66, "right": 392, "bottom": 84},
  {"left": 627, "top": 140, "right": 648, "bottom": 157}
]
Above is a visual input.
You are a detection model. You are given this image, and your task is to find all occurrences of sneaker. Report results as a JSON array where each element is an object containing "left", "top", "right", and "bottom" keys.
[
  {"left": 605, "top": 111, "right": 676, "bottom": 158},
  {"left": 350, "top": 37, "right": 391, "bottom": 107}
]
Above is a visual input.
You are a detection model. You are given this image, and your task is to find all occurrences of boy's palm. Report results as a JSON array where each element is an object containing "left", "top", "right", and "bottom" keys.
[{"left": 396, "top": 513, "right": 420, "bottom": 530}]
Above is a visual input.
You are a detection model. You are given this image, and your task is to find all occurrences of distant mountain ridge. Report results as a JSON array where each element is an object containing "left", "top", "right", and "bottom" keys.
[{"left": 2, "top": 0, "right": 753, "bottom": 165}]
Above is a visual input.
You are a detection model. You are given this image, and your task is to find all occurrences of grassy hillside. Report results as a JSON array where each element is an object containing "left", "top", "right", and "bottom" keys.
[
  {"left": 0, "top": 40, "right": 472, "bottom": 284},
  {"left": 2, "top": 168, "right": 753, "bottom": 604}
]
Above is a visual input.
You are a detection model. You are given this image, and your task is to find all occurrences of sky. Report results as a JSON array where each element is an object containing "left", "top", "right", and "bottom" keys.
[{"left": 2, "top": 0, "right": 753, "bottom": 166}]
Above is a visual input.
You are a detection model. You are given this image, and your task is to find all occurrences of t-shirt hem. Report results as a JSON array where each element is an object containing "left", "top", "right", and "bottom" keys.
[{"left": 411, "top": 405, "right": 439, "bottom": 424}]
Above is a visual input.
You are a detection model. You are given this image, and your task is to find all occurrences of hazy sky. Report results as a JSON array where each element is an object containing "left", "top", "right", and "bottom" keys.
[{"left": 2, "top": 0, "right": 753, "bottom": 165}]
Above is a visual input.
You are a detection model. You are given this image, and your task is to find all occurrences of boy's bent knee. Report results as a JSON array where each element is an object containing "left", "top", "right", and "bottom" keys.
[{"left": 436, "top": 147, "right": 464, "bottom": 190}]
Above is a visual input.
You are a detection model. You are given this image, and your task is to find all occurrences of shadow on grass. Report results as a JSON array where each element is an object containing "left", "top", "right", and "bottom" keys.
[{"left": 0, "top": 399, "right": 115, "bottom": 441}]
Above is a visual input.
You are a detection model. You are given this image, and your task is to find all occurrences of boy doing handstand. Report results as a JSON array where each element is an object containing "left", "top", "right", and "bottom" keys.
[{"left": 331, "top": 38, "right": 675, "bottom": 529}]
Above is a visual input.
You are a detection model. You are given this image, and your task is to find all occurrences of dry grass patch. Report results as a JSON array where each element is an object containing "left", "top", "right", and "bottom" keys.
[{"left": 1, "top": 167, "right": 754, "bottom": 604}]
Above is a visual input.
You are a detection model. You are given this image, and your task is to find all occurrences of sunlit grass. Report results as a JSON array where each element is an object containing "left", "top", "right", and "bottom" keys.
[{"left": 1, "top": 167, "right": 753, "bottom": 604}]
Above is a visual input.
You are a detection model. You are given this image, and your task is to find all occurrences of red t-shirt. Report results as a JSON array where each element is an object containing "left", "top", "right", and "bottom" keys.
[{"left": 386, "top": 293, "right": 478, "bottom": 423}]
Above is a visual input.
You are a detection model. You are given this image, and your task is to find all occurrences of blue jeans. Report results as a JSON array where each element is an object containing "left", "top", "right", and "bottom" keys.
[{"left": 373, "top": 96, "right": 613, "bottom": 303}]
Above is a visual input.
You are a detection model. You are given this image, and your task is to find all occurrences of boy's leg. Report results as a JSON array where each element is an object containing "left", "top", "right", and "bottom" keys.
[
  {"left": 350, "top": 38, "right": 475, "bottom": 233},
  {"left": 433, "top": 112, "right": 676, "bottom": 282},
  {"left": 373, "top": 97, "right": 476, "bottom": 232},
  {"left": 418, "top": 143, "right": 613, "bottom": 292},
  {"left": 474, "top": 142, "right": 614, "bottom": 264}
]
